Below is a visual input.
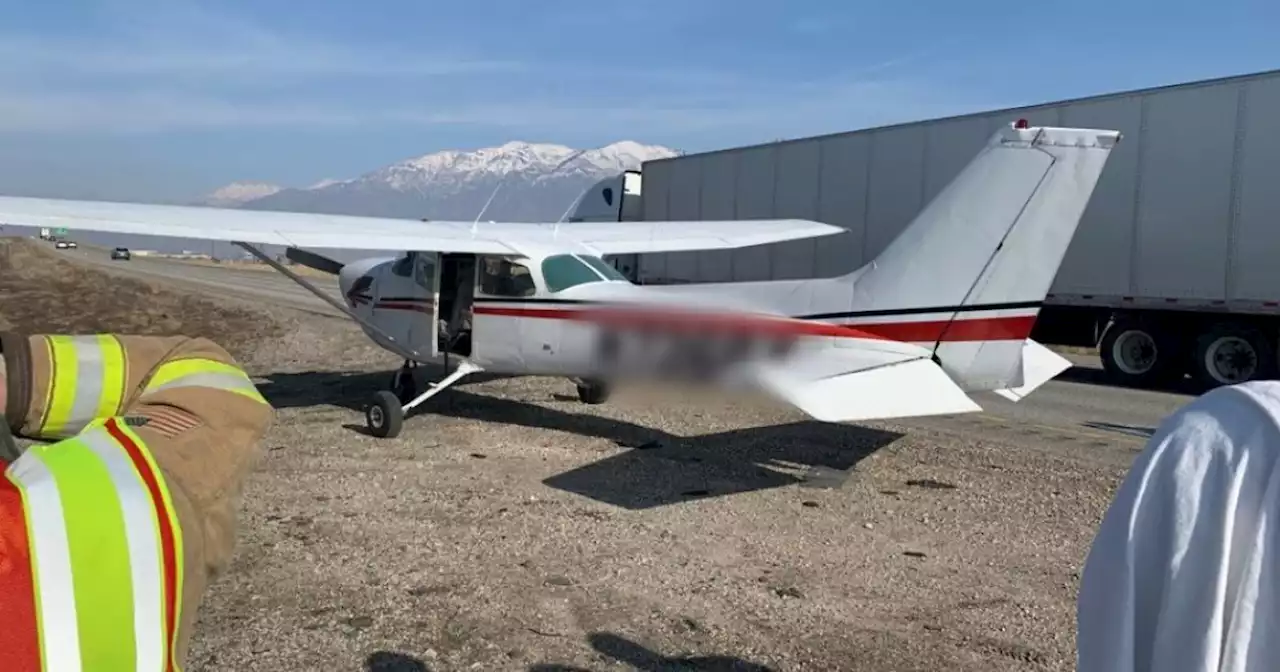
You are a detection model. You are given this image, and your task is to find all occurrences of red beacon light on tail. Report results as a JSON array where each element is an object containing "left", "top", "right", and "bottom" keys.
[{"left": 1013, "top": 118, "right": 1030, "bottom": 129}]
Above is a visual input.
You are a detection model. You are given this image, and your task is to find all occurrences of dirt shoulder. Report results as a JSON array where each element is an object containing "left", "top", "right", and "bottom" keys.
[{"left": 0, "top": 237, "right": 288, "bottom": 364}]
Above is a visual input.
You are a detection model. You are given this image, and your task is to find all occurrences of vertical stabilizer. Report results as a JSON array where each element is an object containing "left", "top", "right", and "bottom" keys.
[{"left": 846, "top": 122, "right": 1119, "bottom": 390}]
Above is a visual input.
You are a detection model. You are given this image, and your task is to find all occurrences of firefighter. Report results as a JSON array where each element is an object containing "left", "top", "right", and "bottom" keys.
[{"left": 0, "top": 331, "right": 273, "bottom": 670}]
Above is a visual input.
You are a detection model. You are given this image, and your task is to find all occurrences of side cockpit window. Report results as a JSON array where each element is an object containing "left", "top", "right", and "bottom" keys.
[
  {"left": 479, "top": 257, "right": 537, "bottom": 297},
  {"left": 391, "top": 252, "right": 414, "bottom": 277}
]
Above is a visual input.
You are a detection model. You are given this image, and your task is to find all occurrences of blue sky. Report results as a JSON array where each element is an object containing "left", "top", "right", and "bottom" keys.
[{"left": 0, "top": 0, "right": 1275, "bottom": 202}]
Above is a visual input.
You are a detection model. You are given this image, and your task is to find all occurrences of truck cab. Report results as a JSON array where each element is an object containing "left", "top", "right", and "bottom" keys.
[{"left": 567, "top": 170, "right": 644, "bottom": 280}]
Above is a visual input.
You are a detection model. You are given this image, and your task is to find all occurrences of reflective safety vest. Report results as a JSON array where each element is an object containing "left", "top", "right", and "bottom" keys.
[{"left": 0, "top": 417, "right": 184, "bottom": 671}]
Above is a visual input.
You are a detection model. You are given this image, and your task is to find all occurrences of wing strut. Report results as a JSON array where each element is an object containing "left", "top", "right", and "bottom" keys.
[{"left": 231, "top": 241, "right": 426, "bottom": 361}]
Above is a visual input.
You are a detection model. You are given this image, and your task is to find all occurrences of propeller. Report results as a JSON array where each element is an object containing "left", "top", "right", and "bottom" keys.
[{"left": 285, "top": 247, "right": 344, "bottom": 275}]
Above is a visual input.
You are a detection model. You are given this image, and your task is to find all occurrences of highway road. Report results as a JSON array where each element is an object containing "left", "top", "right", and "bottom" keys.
[
  {"left": 65, "top": 245, "right": 1193, "bottom": 459},
  {"left": 70, "top": 246, "right": 349, "bottom": 319}
]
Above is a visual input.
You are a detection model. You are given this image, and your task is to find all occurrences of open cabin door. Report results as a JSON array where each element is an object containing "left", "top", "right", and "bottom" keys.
[
  {"left": 410, "top": 251, "right": 443, "bottom": 357},
  {"left": 375, "top": 251, "right": 442, "bottom": 359}
]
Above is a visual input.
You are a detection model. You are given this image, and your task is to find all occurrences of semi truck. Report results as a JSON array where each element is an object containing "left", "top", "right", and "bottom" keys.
[{"left": 569, "top": 68, "right": 1280, "bottom": 390}]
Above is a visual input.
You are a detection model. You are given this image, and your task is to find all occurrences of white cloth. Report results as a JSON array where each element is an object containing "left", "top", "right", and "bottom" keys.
[{"left": 1078, "top": 380, "right": 1280, "bottom": 671}]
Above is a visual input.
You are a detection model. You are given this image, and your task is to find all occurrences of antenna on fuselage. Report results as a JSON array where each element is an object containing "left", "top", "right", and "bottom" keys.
[
  {"left": 472, "top": 180, "right": 504, "bottom": 235},
  {"left": 555, "top": 186, "right": 589, "bottom": 227},
  {"left": 546, "top": 148, "right": 588, "bottom": 238}
]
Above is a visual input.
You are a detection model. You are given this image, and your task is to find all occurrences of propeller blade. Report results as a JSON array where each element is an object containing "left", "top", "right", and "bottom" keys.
[{"left": 285, "top": 247, "right": 344, "bottom": 275}]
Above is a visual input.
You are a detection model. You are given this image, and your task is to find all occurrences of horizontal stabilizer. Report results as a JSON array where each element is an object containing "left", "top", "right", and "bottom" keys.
[
  {"left": 750, "top": 347, "right": 983, "bottom": 423},
  {"left": 992, "top": 340, "right": 1073, "bottom": 402}
]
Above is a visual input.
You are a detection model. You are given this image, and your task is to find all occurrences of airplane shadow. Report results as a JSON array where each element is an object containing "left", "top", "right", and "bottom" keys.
[
  {"left": 257, "top": 369, "right": 905, "bottom": 509},
  {"left": 529, "top": 632, "right": 776, "bottom": 671}
]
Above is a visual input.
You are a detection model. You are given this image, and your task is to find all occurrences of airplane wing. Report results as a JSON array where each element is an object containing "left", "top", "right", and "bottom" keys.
[
  {"left": 747, "top": 344, "right": 983, "bottom": 423},
  {"left": 0, "top": 195, "right": 844, "bottom": 256},
  {"left": 550, "top": 219, "right": 844, "bottom": 255}
]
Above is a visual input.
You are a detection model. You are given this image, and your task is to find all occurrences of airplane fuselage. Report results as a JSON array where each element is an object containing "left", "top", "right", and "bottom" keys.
[
  {"left": 335, "top": 248, "right": 1042, "bottom": 393},
  {"left": 337, "top": 250, "right": 830, "bottom": 383}
]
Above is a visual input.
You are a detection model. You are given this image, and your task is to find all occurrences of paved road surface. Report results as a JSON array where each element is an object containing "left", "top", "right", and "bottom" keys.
[
  {"left": 66, "top": 245, "right": 1193, "bottom": 459},
  {"left": 71, "top": 247, "right": 348, "bottom": 318}
]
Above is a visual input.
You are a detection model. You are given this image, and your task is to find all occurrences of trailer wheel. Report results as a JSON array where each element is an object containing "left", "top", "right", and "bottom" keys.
[
  {"left": 1099, "top": 317, "right": 1180, "bottom": 387},
  {"left": 1190, "top": 323, "right": 1276, "bottom": 388}
]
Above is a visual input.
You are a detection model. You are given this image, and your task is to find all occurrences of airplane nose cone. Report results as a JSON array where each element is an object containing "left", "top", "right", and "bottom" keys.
[{"left": 337, "top": 266, "right": 355, "bottom": 296}]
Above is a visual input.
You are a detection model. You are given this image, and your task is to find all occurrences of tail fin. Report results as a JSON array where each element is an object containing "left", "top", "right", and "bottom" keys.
[{"left": 847, "top": 122, "right": 1119, "bottom": 390}]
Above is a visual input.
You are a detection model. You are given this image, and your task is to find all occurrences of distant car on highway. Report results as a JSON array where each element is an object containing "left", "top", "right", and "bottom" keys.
[
  {"left": 110, "top": 247, "right": 131, "bottom": 260},
  {"left": 54, "top": 240, "right": 69, "bottom": 249}
]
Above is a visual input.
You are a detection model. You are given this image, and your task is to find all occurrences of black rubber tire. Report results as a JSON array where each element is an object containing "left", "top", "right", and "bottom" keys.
[
  {"left": 1098, "top": 317, "right": 1182, "bottom": 387},
  {"left": 576, "top": 380, "right": 611, "bottom": 405},
  {"left": 366, "top": 390, "right": 404, "bottom": 438},
  {"left": 1190, "top": 322, "right": 1277, "bottom": 388}
]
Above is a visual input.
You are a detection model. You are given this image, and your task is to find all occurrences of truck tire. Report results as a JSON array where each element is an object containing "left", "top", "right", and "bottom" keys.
[
  {"left": 1098, "top": 316, "right": 1181, "bottom": 387},
  {"left": 1190, "top": 323, "right": 1276, "bottom": 388}
]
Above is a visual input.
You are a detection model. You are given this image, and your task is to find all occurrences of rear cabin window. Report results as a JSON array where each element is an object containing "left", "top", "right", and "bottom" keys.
[{"left": 542, "top": 254, "right": 606, "bottom": 293}]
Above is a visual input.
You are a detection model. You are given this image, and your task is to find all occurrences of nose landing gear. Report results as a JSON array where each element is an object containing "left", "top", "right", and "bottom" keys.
[{"left": 364, "top": 358, "right": 482, "bottom": 438}]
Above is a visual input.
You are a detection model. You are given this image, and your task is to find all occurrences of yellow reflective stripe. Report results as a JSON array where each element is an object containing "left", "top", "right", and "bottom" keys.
[
  {"left": 95, "top": 337, "right": 127, "bottom": 421},
  {"left": 112, "top": 420, "right": 185, "bottom": 671},
  {"left": 4, "top": 459, "right": 77, "bottom": 671},
  {"left": 5, "top": 423, "right": 172, "bottom": 670},
  {"left": 144, "top": 357, "right": 267, "bottom": 405},
  {"left": 83, "top": 425, "right": 169, "bottom": 671},
  {"left": 38, "top": 335, "right": 127, "bottom": 439}
]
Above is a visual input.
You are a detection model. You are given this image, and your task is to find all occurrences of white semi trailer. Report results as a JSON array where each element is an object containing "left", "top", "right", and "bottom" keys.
[{"left": 570, "top": 69, "right": 1280, "bottom": 390}]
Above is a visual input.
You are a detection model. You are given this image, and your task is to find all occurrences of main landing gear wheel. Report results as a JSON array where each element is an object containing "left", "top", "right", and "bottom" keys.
[
  {"left": 366, "top": 390, "right": 404, "bottom": 438},
  {"left": 576, "top": 379, "right": 611, "bottom": 404}
]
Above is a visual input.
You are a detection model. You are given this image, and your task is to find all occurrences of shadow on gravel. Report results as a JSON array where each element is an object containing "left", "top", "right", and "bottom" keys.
[
  {"left": 257, "top": 369, "right": 905, "bottom": 509},
  {"left": 1055, "top": 365, "right": 1202, "bottom": 397},
  {"left": 530, "top": 632, "right": 776, "bottom": 671},
  {"left": 542, "top": 420, "right": 902, "bottom": 509}
]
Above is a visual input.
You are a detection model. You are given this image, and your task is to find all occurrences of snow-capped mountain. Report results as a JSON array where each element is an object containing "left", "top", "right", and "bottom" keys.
[
  {"left": 197, "top": 140, "right": 677, "bottom": 221},
  {"left": 199, "top": 181, "right": 283, "bottom": 207}
]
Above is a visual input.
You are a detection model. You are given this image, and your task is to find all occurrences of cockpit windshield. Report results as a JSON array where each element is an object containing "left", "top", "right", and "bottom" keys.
[
  {"left": 577, "top": 254, "right": 629, "bottom": 282},
  {"left": 541, "top": 253, "right": 629, "bottom": 292}
]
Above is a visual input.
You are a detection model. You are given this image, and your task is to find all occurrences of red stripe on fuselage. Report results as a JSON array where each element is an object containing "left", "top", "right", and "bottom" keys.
[
  {"left": 374, "top": 302, "right": 433, "bottom": 313},
  {"left": 471, "top": 305, "right": 1036, "bottom": 343}
]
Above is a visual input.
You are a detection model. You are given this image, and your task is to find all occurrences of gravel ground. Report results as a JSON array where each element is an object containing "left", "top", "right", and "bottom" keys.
[{"left": 1, "top": 237, "right": 1138, "bottom": 671}]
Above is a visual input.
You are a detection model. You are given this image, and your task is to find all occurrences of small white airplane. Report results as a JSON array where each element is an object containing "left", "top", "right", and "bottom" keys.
[{"left": 0, "top": 121, "right": 1119, "bottom": 439}]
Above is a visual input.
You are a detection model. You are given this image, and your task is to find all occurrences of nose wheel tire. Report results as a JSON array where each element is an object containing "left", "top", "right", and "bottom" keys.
[{"left": 366, "top": 390, "right": 404, "bottom": 438}]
